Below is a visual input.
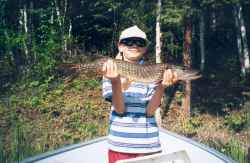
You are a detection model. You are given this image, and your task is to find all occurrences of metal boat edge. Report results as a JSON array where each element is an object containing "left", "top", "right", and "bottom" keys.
[{"left": 20, "top": 128, "right": 236, "bottom": 163}]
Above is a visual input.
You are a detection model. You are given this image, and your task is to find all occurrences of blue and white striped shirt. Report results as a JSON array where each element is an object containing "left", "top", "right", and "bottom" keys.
[{"left": 103, "top": 78, "right": 162, "bottom": 154}]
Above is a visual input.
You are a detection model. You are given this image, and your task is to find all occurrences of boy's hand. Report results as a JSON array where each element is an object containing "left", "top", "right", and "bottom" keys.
[
  {"left": 102, "top": 59, "right": 119, "bottom": 80},
  {"left": 161, "top": 69, "right": 178, "bottom": 87}
]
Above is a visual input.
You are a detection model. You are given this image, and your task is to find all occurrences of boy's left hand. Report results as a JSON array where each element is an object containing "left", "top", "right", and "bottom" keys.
[{"left": 161, "top": 69, "right": 178, "bottom": 87}]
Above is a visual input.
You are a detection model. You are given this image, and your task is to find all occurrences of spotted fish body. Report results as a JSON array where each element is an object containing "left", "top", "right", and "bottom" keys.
[{"left": 60, "top": 57, "right": 201, "bottom": 83}]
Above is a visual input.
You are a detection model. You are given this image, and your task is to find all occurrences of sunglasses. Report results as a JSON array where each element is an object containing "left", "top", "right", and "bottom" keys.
[{"left": 120, "top": 38, "right": 147, "bottom": 47}]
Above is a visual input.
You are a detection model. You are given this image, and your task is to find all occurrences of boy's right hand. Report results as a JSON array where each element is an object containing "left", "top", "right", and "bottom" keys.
[{"left": 102, "top": 59, "right": 120, "bottom": 80}]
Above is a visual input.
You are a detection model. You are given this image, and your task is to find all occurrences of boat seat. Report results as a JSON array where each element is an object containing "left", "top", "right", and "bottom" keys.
[{"left": 116, "top": 150, "right": 191, "bottom": 163}]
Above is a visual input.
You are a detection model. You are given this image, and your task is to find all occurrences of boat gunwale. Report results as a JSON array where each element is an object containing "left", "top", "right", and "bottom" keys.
[
  {"left": 20, "top": 136, "right": 107, "bottom": 163},
  {"left": 159, "top": 128, "right": 236, "bottom": 163},
  {"left": 20, "top": 128, "right": 236, "bottom": 163}
]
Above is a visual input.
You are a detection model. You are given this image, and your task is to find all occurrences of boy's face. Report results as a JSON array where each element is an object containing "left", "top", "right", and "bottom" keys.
[{"left": 118, "top": 37, "right": 147, "bottom": 62}]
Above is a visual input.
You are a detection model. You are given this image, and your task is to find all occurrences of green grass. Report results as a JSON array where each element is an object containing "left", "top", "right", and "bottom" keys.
[
  {"left": 207, "top": 138, "right": 248, "bottom": 163},
  {"left": 224, "top": 140, "right": 248, "bottom": 163},
  {"left": 0, "top": 77, "right": 108, "bottom": 163}
]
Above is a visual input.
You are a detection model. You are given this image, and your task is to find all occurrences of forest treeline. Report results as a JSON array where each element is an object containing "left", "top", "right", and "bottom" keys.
[
  {"left": 0, "top": 0, "right": 250, "bottom": 86},
  {"left": 0, "top": 0, "right": 250, "bottom": 162}
]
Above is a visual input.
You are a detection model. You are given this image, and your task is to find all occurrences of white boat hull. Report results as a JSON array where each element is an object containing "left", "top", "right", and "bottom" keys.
[{"left": 21, "top": 128, "right": 236, "bottom": 163}]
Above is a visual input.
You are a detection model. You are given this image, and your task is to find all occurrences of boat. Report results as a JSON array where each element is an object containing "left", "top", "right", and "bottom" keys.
[{"left": 20, "top": 128, "right": 236, "bottom": 163}]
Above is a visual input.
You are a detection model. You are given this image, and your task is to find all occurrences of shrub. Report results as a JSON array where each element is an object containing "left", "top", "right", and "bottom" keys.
[{"left": 224, "top": 112, "right": 247, "bottom": 132}]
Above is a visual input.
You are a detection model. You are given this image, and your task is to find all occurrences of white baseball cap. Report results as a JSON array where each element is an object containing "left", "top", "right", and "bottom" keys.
[{"left": 119, "top": 25, "right": 147, "bottom": 41}]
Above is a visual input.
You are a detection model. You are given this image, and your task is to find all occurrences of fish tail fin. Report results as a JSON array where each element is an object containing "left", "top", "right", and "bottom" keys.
[{"left": 174, "top": 68, "right": 202, "bottom": 81}]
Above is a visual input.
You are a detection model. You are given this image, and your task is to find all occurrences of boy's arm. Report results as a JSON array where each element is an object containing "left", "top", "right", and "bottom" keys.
[
  {"left": 146, "top": 84, "right": 165, "bottom": 117},
  {"left": 146, "top": 70, "right": 177, "bottom": 117},
  {"left": 111, "top": 78, "right": 125, "bottom": 114},
  {"left": 103, "top": 60, "right": 125, "bottom": 114}
]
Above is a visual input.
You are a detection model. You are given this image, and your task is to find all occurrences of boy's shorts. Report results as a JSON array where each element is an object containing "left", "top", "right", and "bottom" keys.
[
  {"left": 108, "top": 150, "right": 144, "bottom": 163},
  {"left": 108, "top": 149, "right": 160, "bottom": 163}
]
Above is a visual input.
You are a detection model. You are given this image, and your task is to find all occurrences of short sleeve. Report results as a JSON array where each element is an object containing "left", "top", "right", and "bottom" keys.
[
  {"left": 102, "top": 77, "right": 112, "bottom": 102},
  {"left": 146, "top": 82, "right": 158, "bottom": 100}
]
